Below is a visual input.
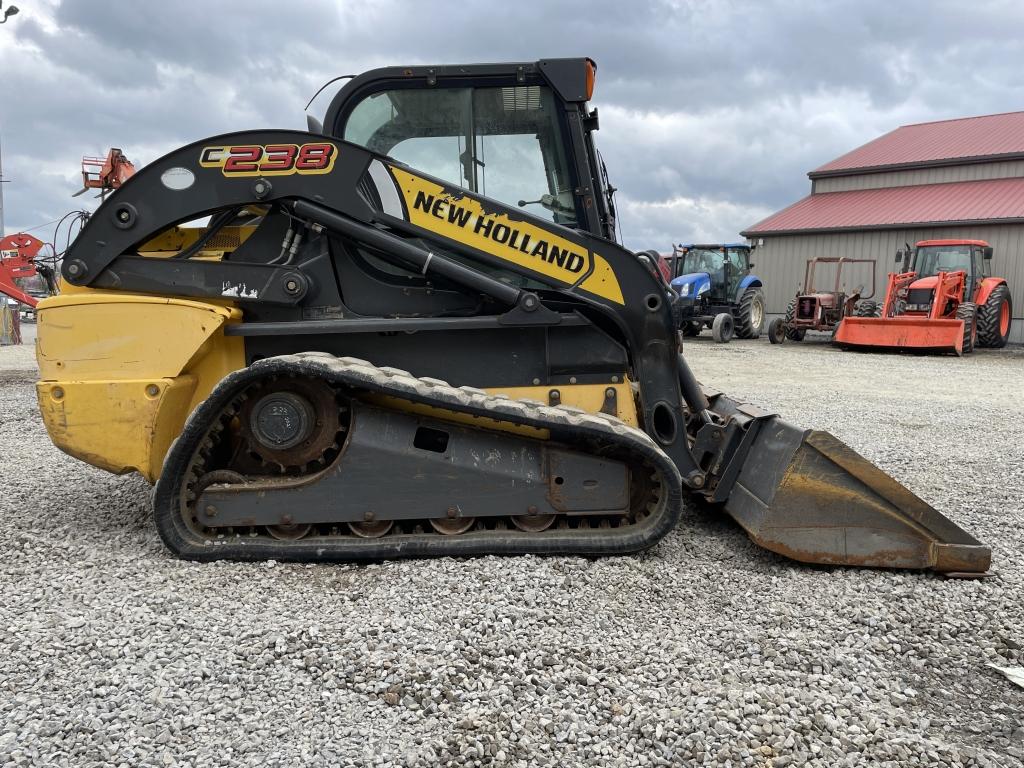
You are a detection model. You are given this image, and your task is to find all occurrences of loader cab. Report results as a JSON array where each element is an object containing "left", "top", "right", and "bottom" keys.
[{"left": 322, "top": 58, "right": 618, "bottom": 242}]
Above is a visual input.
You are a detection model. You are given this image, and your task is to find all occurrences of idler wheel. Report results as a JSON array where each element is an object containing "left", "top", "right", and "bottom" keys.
[
  {"left": 511, "top": 513, "right": 556, "bottom": 532},
  {"left": 267, "top": 520, "right": 313, "bottom": 540},
  {"left": 430, "top": 517, "right": 476, "bottom": 535},
  {"left": 348, "top": 520, "right": 394, "bottom": 538}
]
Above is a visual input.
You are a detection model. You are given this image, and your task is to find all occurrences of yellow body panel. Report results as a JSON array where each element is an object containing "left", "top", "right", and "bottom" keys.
[
  {"left": 37, "top": 376, "right": 196, "bottom": 480},
  {"left": 483, "top": 382, "right": 638, "bottom": 428},
  {"left": 579, "top": 255, "right": 625, "bottom": 306},
  {"left": 36, "top": 293, "right": 245, "bottom": 482},
  {"left": 136, "top": 223, "right": 256, "bottom": 257}
]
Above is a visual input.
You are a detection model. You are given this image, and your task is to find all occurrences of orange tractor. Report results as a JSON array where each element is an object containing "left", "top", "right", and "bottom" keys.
[{"left": 835, "top": 239, "right": 1012, "bottom": 355}]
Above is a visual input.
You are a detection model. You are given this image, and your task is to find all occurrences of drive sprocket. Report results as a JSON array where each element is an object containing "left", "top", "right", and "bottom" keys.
[{"left": 235, "top": 376, "right": 345, "bottom": 473}]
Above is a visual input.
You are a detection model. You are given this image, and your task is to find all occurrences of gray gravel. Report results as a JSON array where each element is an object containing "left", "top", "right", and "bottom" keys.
[{"left": 1, "top": 328, "right": 1022, "bottom": 768}]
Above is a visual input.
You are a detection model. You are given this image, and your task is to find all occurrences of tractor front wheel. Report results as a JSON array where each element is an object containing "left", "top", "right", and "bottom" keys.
[
  {"left": 734, "top": 288, "right": 765, "bottom": 339},
  {"left": 956, "top": 302, "right": 977, "bottom": 355},
  {"left": 768, "top": 318, "right": 786, "bottom": 344},
  {"left": 976, "top": 284, "right": 1012, "bottom": 348},
  {"left": 855, "top": 300, "right": 881, "bottom": 318},
  {"left": 712, "top": 313, "right": 734, "bottom": 343}
]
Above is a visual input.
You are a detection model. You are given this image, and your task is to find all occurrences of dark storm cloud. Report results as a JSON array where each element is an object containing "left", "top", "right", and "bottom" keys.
[{"left": 2, "top": 0, "right": 1024, "bottom": 250}]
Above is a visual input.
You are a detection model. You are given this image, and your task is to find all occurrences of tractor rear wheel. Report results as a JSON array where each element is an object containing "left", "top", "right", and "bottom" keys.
[
  {"left": 735, "top": 288, "right": 765, "bottom": 339},
  {"left": 975, "top": 284, "right": 1012, "bottom": 348},
  {"left": 956, "top": 302, "right": 976, "bottom": 355},
  {"left": 712, "top": 313, "right": 734, "bottom": 343},
  {"left": 784, "top": 300, "right": 805, "bottom": 341},
  {"left": 855, "top": 300, "right": 881, "bottom": 318}
]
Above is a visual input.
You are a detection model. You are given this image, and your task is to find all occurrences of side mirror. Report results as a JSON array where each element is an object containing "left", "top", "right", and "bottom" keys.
[
  {"left": 748, "top": 263, "right": 755, "bottom": 269},
  {"left": 895, "top": 250, "right": 903, "bottom": 263},
  {"left": 984, "top": 247, "right": 993, "bottom": 260}
]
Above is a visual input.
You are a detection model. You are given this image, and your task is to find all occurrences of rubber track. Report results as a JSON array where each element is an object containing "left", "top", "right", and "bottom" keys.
[{"left": 153, "top": 352, "right": 684, "bottom": 562}]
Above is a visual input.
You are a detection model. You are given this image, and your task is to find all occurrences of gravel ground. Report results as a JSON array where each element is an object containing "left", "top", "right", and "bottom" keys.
[{"left": 1, "top": 326, "right": 1022, "bottom": 768}]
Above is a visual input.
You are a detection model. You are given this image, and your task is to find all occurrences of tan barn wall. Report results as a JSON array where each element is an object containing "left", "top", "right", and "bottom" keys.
[
  {"left": 811, "top": 160, "right": 1024, "bottom": 193},
  {"left": 753, "top": 223, "right": 1024, "bottom": 343}
]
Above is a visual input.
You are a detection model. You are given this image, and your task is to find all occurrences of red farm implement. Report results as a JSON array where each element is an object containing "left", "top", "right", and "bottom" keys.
[
  {"left": 0, "top": 232, "right": 47, "bottom": 309},
  {"left": 73, "top": 148, "right": 136, "bottom": 200}
]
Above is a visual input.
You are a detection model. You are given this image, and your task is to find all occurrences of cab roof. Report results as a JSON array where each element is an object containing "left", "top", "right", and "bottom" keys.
[
  {"left": 323, "top": 58, "right": 596, "bottom": 136},
  {"left": 676, "top": 243, "right": 749, "bottom": 250},
  {"left": 916, "top": 239, "right": 990, "bottom": 247}
]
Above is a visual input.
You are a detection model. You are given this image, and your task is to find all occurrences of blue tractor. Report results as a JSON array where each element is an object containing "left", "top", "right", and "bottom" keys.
[{"left": 668, "top": 243, "right": 765, "bottom": 342}]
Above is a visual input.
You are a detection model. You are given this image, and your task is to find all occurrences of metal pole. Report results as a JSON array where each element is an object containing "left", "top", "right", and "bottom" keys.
[{"left": 0, "top": 133, "right": 5, "bottom": 236}]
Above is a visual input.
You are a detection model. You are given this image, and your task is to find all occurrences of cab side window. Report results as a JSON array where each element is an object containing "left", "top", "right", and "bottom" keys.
[
  {"left": 342, "top": 85, "right": 578, "bottom": 227},
  {"left": 973, "top": 247, "right": 988, "bottom": 279}
]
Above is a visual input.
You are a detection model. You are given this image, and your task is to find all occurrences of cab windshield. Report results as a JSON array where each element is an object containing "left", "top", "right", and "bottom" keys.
[
  {"left": 681, "top": 248, "right": 723, "bottom": 276},
  {"left": 343, "top": 85, "right": 578, "bottom": 227},
  {"left": 679, "top": 247, "right": 747, "bottom": 276},
  {"left": 914, "top": 245, "right": 971, "bottom": 277}
]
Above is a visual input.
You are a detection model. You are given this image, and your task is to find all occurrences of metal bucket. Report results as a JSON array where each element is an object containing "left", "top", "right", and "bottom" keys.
[
  {"left": 835, "top": 316, "right": 965, "bottom": 355},
  {"left": 706, "top": 391, "right": 990, "bottom": 575}
]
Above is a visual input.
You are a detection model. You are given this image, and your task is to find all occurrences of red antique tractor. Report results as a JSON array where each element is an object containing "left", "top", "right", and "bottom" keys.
[
  {"left": 768, "top": 257, "right": 876, "bottom": 343},
  {"left": 835, "top": 239, "right": 1012, "bottom": 355}
]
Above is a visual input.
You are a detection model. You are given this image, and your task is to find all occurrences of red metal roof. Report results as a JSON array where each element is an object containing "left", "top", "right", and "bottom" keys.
[
  {"left": 743, "top": 177, "right": 1024, "bottom": 235},
  {"left": 812, "top": 111, "right": 1024, "bottom": 175}
]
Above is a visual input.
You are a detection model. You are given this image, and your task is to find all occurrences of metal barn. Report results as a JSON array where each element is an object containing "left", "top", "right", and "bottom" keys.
[{"left": 744, "top": 111, "right": 1024, "bottom": 343}]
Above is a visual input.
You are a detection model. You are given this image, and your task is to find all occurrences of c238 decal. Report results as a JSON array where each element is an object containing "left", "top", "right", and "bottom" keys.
[{"left": 199, "top": 142, "right": 338, "bottom": 177}]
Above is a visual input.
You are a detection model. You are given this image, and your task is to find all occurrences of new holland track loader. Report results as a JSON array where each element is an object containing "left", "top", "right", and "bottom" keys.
[{"left": 34, "top": 59, "right": 990, "bottom": 574}]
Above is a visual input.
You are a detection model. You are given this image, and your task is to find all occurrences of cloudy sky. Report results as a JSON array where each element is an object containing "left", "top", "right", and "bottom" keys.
[{"left": 2, "top": 0, "right": 1024, "bottom": 252}]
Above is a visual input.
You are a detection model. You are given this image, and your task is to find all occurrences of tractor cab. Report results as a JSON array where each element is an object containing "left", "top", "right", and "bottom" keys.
[
  {"left": 897, "top": 240, "right": 992, "bottom": 311},
  {"left": 670, "top": 243, "right": 753, "bottom": 302}
]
